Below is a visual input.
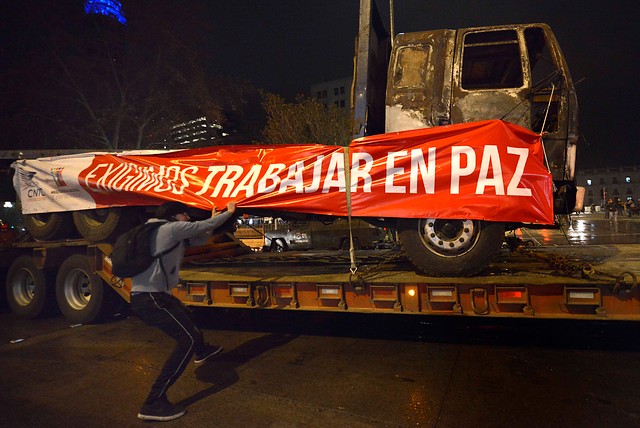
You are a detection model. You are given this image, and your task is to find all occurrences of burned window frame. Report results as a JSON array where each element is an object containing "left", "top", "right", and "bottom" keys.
[
  {"left": 391, "top": 44, "right": 433, "bottom": 90},
  {"left": 461, "top": 29, "right": 524, "bottom": 90},
  {"left": 525, "top": 26, "right": 562, "bottom": 134}
]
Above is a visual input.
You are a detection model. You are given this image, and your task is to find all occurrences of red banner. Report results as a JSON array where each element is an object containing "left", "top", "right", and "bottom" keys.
[
  {"left": 14, "top": 120, "right": 554, "bottom": 224},
  {"left": 348, "top": 120, "right": 553, "bottom": 223}
]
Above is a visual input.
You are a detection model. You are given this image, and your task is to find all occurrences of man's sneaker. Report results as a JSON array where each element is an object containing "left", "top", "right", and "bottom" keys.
[
  {"left": 138, "top": 397, "right": 186, "bottom": 421},
  {"left": 194, "top": 344, "right": 223, "bottom": 364}
]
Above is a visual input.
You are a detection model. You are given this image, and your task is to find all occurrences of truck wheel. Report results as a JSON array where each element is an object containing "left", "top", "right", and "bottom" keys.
[
  {"left": 5, "top": 255, "right": 56, "bottom": 318},
  {"left": 271, "top": 238, "right": 288, "bottom": 252},
  {"left": 23, "top": 212, "right": 75, "bottom": 241},
  {"left": 397, "top": 218, "right": 504, "bottom": 277},
  {"left": 55, "top": 254, "right": 119, "bottom": 324},
  {"left": 73, "top": 207, "right": 138, "bottom": 242},
  {"left": 339, "top": 237, "right": 361, "bottom": 250}
]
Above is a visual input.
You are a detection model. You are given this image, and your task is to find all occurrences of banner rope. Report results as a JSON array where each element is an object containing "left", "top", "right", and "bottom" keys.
[
  {"left": 539, "top": 83, "right": 555, "bottom": 176},
  {"left": 343, "top": 146, "right": 358, "bottom": 274}
]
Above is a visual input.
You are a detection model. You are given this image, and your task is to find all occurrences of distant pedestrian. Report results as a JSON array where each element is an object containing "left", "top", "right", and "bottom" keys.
[
  {"left": 626, "top": 199, "right": 635, "bottom": 217},
  {"left": 606, "top": 198, "right": 618, "bottom": 223},
  {"left": 130, "top": 200, "right": 236, "bottom": 422},
  {"left": 617, "top": 199, "right": 624, "bottom": 216}
]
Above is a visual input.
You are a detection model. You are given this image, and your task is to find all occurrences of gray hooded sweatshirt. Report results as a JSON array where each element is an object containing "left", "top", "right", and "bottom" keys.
[{"left": 131, "top": 211, "right": 234, "bottom": 293}]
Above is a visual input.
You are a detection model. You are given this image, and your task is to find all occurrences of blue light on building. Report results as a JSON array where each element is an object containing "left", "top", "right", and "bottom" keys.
[{"left": 84, "top": 0, "right": 127, "bottom": 25}]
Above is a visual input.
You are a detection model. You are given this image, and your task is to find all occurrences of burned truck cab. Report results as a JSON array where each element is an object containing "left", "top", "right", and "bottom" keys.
[
  {"left": 351, "top": 0, "right": 581, "bottom": 275},
  {"left": 353, "top": 0, "right": 579, "bottom": 214},
  {"left": 385, "top": 24, "right": 579, "bottom": 214}
]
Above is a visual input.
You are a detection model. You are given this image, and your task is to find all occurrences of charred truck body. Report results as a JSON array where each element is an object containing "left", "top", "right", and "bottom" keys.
[{"left": 353, "top": 0, "right": 579, "bottom": 276}]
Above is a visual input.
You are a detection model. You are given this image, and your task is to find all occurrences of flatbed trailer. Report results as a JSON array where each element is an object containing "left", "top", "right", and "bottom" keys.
[
  {"left": 2, "top": 233, "right": 639, "bottom": 322},
  {"left": 96, "top": 243, "right": 639, "bottom": 321}
]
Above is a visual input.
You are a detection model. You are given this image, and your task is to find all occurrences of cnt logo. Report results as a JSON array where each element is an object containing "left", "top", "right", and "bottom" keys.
[
  {"left": 50, "top": 167, "right": 67, "bottom": 187},
  {"left": 19, "top": 169, "right": 46, "bottom": 198}
]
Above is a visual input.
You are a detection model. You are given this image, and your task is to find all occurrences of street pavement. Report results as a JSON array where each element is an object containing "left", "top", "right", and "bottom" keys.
[
  {"left": 2, "top": 308, "right": 640, "bottom": 427},
  {"left": 519, "top": 212, "right": 640, "bottom": 246},
  {"left": 1, "top": 214, "right": 639, "bottom": 427}
]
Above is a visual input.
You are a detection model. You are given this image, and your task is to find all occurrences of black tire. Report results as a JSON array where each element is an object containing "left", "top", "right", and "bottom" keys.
[
  {"left": 397, "top": 219, "right": 504, "bottom": 277},
  {"left": 6, "top": 255, "right": 56, "bottom": 318},
  {"left": 55, "top": 254, "right": 119, "bottom": 324},
  {"left": 0, "top": 269, "right": 7, "bottom": 312},
  {"left": 339, "top": 237, "right": 361, "bottom": 250},
  {"left": 73, "top": 207, "right": 139, "bottom": 242},
  {"left": 270, "top": 238, "right": 288, "bottom": 252},
  {"left": 23, "top": 212, "right": 75, "bottom": 241}
]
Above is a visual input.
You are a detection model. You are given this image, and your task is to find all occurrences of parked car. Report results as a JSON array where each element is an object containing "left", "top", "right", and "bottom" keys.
[{"left": 263, "top": 218, "right": 386, "bottom": 252}]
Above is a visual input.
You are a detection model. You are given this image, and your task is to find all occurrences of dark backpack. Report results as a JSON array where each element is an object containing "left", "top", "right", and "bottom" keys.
[{"left": 111, "top": 221, "right": 179, "bottom": 278}]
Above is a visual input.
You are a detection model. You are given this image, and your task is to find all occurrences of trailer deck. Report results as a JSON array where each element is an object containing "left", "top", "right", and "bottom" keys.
[{"left": 122, "top": 244, "right": 640, "bottom": 320}]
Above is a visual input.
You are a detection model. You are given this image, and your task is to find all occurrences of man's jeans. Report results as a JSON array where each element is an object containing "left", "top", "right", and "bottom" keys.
[{"left": 130, "top": 292, "right": 205, "bottom": 404}]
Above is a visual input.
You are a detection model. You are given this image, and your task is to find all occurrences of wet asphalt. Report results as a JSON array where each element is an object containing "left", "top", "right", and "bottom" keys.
[{"left": 1, "top": 213, "right": 639, "bottom": 427}]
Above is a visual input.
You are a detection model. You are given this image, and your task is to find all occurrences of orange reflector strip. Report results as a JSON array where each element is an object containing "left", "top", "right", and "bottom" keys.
[{"left": 499, "top": 291, "right": 523, "bottom": 299}]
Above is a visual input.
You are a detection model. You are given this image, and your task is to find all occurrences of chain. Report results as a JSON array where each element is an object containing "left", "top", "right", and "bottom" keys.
[
  {"left": 505, "top": 236, "right": 595, "bottom": 278},
  {"left": 349, "top": 248, "right": 407, "bottom": 288},
  {"left": 504, "top": 236, "right": 638, "bottom": 295}
]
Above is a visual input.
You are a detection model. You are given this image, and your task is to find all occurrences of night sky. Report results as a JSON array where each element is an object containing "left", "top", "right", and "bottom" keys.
[
  {"left": 201, "top": 0, "right": 637, "bottom": 170},
  {"left": 2, "top": 1, "right": 637, "bottom": 170}
]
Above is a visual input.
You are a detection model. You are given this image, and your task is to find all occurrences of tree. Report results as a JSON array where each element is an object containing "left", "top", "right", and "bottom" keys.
[
  {"left": 207, "top": 77, "right": 266, "bottom": 146},
  {"left": 0, "top": 1, "right": 240, "bottom": 151},
  {"left": 261, "top": 93, "right": 351, "bottom": 146}
]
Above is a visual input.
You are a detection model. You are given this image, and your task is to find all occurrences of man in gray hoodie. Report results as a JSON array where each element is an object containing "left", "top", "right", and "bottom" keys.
[{"left": 130, "top": 200, "right": 236, "bottom": 421}]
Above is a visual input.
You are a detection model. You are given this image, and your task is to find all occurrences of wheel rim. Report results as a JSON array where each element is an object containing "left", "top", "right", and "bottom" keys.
[
  {"left": 10, "top": 268, "right": 36, "bottom": 307},
  {"left": 272, "top": 239, "right": 286, "bottom": 252},
  {"left": 81, "top": 209, "right": 110, "bottom": 227},
  {"left": 62, "top": 268, "right": 92, "bottom": 310},
  {"left": 30, "top": 213, "right": 52, "bottom": 228},
  {"left": 419, "top": 218, "right": 480, "bottom": 256}
]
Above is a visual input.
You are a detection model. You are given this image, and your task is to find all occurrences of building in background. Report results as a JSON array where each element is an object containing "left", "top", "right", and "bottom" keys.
[
  {"left": 311, "top": 77, "right": 352, "bottom": 110},
  {"left": 576, "top": 165, "right": 639, "bottom": 208},
  {"left": 163, "top": 117, "right": 229, "bottom": 149}
]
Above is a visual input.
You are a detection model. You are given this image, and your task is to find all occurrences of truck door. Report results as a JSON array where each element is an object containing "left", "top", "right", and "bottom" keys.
[
  {"left": 451, "top": 24, "right": 578, "bottom": 183},
  {"left": 451, "top": 27, "right": 531, "bottom": 128},
  {"left": 523, "top": 25, "right": 578, "bottom": 184}
]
